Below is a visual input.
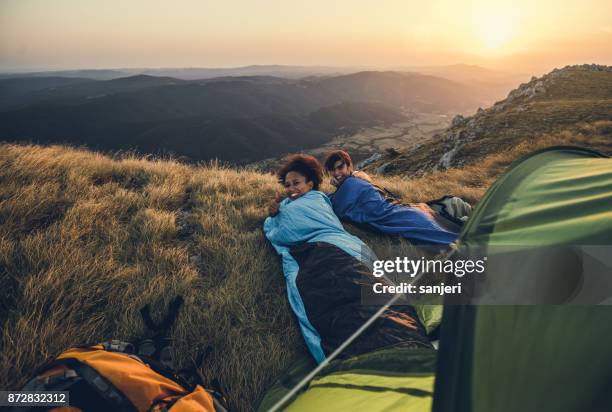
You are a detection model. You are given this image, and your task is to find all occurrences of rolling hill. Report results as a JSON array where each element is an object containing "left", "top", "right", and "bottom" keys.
[
  {"left": 361, "top": 64, "right": 612, "bottom": 176},
  {"left": 0, "top": 75, "right": 188, "bottom": 111},
  {"left": 0, "top": 65, "right": 353, "bottom": 81},
  {"left": 0, "top": 71, "right": 490, "bottom": 163}
]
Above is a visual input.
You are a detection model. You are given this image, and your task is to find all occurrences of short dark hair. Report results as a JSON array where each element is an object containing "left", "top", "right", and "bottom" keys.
[
  {"left": 324, "top": 150, "right": 353, "bottom": 171},
  {"left": 277, "top": 154, "right": 323, "bottom": 190}
]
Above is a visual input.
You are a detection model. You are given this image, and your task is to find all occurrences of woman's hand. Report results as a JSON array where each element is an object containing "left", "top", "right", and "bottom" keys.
[{"left": 268, "top": 192, "right": 282, "bottom": 216}]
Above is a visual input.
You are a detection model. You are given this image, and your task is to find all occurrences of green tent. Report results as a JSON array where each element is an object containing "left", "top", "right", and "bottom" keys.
[{"left": 258, "top": 146, "right": 612, "bottom": 412}]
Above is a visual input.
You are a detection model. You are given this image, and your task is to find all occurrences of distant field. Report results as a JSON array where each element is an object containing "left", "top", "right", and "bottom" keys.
[
  {"left": 248, "top": 111, "right": 452, "bottom": 171},
  {"left": 308, "top": 112, "right": 451, "bottom": 158}
]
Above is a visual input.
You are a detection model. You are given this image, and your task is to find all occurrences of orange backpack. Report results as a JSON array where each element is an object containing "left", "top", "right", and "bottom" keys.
[{"left": 19, "top": 341, "right": 220, "bottom": 412}]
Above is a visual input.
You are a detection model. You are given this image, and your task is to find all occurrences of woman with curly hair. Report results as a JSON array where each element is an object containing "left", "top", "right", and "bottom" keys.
[
  {"left": 268, "top": 153, "right": 324, "bottom": 215},
  {"left": 263, "top": 154, "right": 431, "bottom": 364}
]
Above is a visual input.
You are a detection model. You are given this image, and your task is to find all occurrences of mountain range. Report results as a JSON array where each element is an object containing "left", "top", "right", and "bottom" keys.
[{"left": 0, "top": 70, "right": 493, "bottom": 163}]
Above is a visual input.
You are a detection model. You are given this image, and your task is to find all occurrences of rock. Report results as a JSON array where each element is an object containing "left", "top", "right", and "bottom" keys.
[
  {"left": 506, "top": 78, "right": 546, "bottom": 102},
  {"left": 385, "top": 147, "right": 401, "bottom": 156},
  {"left": 375, "top": 162, "right": 390, "bottom": 174},
  {"left": 451, "top": 114, "right": 466, "bottom": 128},
  {"left": 436, "top": 144, "right": 460, "bottom": 170},
  {"left": 355, "top": 153, "right": 382, "bottom": 169}
]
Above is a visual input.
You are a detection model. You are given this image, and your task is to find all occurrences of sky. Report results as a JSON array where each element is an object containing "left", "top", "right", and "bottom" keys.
[{"left": 1, "top": 0, "right": 611, "bottom": 74}]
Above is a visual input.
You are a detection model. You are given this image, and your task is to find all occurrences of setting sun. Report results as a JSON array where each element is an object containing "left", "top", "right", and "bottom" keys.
[
  {"left": 470, "top": 6, "right": 521, "bottom": 52},
  {"left": 479, "top": 16, "right": 516, "bottom": 50}
]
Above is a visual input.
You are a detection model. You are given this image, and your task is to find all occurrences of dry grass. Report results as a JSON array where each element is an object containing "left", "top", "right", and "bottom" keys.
[
  {"left": 371, "top": 122, "right": 612, "bottom": 205},
  {"left": 1, "top": 134, "right": 608, "bottom": 410},
  {"left": 0, "top": 143, "right": 297, "bottom": 411},
  {"left": 0, "top": 143, "right": 432, "bottom": 411}
]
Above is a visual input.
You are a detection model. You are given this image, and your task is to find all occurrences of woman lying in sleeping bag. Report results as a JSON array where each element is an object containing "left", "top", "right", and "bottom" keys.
[{"left": 263, "top": 154, "right": 431, "bottom": 363}]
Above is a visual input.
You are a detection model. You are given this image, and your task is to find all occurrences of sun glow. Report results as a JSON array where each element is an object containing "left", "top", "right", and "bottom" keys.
[
  {"left": 480, "top": 18, "right": 514, "bottom": 49},
  {"left": 472, "top": 7, "right": 521, "bottom": 52},
  {"left": 2, "top": 1, "right": 612, "bottom": 70}
]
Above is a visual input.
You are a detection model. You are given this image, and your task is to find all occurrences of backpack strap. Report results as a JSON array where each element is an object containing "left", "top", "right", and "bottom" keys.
[
  {"left": 18, "top": 356, "right": 137, "bottom": 412},
  {"left": 57, "top": 357, "right": 138, "bottom": 412}
]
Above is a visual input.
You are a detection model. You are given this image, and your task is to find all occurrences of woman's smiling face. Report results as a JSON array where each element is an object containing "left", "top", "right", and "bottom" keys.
[{"left": 284, "top": 171, "right": 314, "bottom": 200}]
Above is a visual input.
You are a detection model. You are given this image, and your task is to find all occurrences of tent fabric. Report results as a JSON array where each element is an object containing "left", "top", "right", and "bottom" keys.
[
  {"left": 414, "top": 304, "right": 444, "bottom": 335},
  {"left": 286, "top": 372, "right": 434, "bottom": 411},
  {"left": 264, "top": 190, "right": 430, "bottom": 363},
  {"left": 459, "top": 146, "right": 612, "bottom": 247},
  {"left": 258, "top": 347, "right": 437, "bottom": 412},
  {"left": 329, "top": 176, "right": 459, "bottom": 245},
  {"left": 434, "top": 146, "right": 612, "bottom": 412},
  {"left": 256, "top": 353, "right": 316, "bottom": 412},
  {"left": 434, "top": 305, "right": 612, "bottom": 412},
  {"left": 455, "top": 146, "right": 612, "bottom": 304}
]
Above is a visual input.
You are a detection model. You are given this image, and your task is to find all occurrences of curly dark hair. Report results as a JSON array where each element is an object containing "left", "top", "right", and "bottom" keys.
[
  {"left": 277, "top": 154, "right": 323, "bottom": 190},
  {"left": 323, "top": 149, "right": 353, "bottom": 171}
]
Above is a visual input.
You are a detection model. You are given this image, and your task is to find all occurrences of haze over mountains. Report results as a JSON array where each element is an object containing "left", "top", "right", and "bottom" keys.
[
  {"left": 0, "top": 67, "right": 504, "bottom": 163},
  {"left": 0, "top": 64, "right": 527, "bottom": 82},
  {"left": 0, "top": 65, "right": 356, "bottom": 81}
]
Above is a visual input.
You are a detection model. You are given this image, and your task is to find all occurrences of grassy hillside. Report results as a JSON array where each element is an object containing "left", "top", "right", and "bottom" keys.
[
  {"left": 0, "top": 144, "right": 302, "bottom": 411},
  {"left": 0, "top": 141, "right": 497, "bottom": 410},
  {"left": 1, "top": 133, "right": 607, "bottom": 409},
  {"left": 363, "top": 64, "right": 612, "bottom": 175}
]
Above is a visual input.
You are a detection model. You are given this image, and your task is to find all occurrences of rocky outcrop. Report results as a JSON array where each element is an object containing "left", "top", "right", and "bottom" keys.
[
  {"left": 433, "top": 64, "right": 611, "bottom": 170},
  {"left": 494, "top": 64, "right": 612, "bottom": 112},
  {"left": 451, "top": 114, "right": 466, "bottom": 127},
  {"left": 361, "top": 64, "right": 612, "bottom": 175},
  {"left": 434, "top": 113, "right": 487, "bottom": 171},
  {"left": 356, "top": 152, "right": 382, "bottom": 169},
  {"left": 375, "top": 162, "right": 391, "bottom": 174}
]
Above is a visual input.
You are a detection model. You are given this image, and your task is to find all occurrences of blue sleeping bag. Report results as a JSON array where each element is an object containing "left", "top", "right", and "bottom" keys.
[
  {"left": 264, "top": 190, "right": 431, "bottom": 363},
  {"left": 329, "top": 176, "right": 458, "bottom": 245},
  {"left": 263, "top": 190, "right": 373, "bottom": 362}
]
